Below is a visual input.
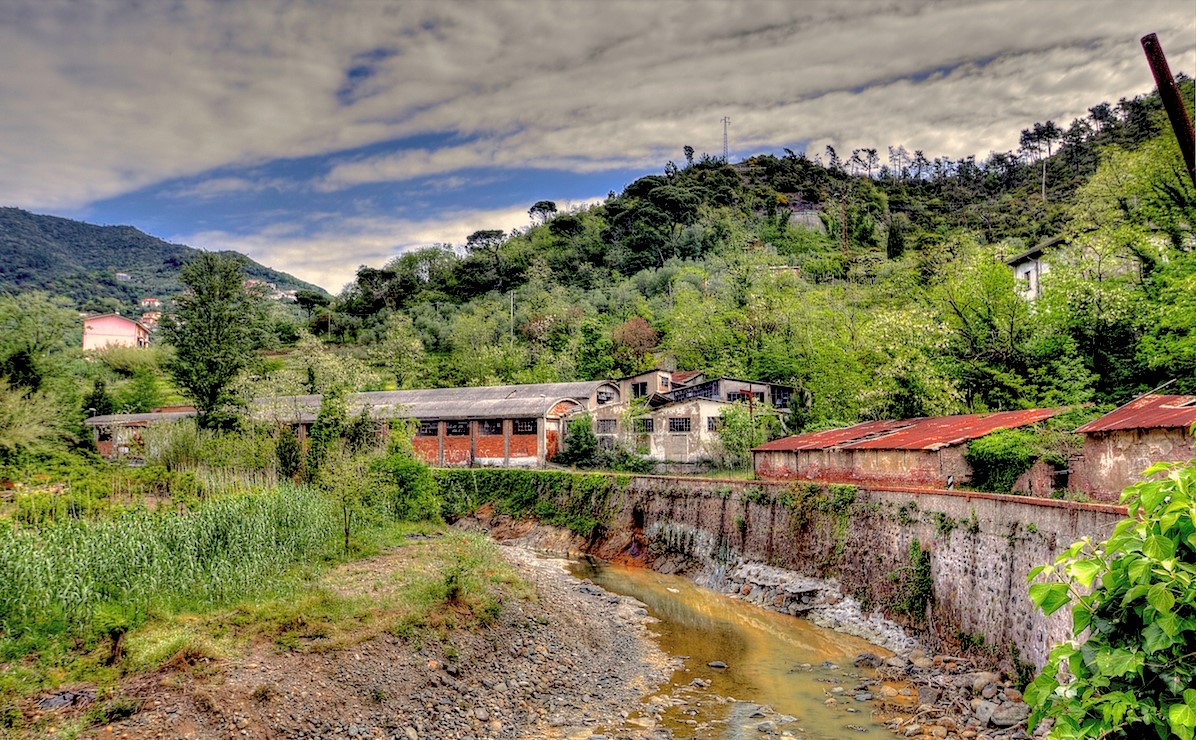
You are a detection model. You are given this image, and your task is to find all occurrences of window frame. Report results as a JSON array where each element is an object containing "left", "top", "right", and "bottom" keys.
[{"left": 668, "top": 417, "right": 692, "bottom": 433}]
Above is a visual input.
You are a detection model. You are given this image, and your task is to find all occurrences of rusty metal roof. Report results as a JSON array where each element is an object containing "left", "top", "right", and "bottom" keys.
[
  {"left": 1075, "top": 394, "right": 1196, "bottom": 434},
  {"left": 671, "top": 370, "right": 704, "bottom": 386},
  {"left": 754, "top": 408, "right": 1064, "bottom": 452}
]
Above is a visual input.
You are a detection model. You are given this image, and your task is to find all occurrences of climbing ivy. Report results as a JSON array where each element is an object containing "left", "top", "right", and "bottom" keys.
[{"left": 1025, "top": 459, "right": 1196, "bottom": 739}]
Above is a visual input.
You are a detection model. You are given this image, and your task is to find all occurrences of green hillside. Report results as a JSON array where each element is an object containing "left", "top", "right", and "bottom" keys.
[
  {"left": 320, "top": 79, "right": 1194, "bottom": 426},
  {"left": 0, "top": 207, "right": 326, "bottom": 313}
]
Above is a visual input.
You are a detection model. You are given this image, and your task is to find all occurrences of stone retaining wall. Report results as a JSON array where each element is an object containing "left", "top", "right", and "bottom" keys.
[{"left": 593, "top": 475, "right": 1126, "bottom": 668}]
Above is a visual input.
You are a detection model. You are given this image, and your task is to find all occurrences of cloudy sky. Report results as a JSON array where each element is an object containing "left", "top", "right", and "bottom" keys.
[{"left": 2, "top": 1, "right": 1191, "bottom": 292}]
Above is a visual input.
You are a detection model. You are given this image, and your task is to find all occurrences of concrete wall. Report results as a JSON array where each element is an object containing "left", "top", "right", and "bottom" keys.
[
  {"left": 592, "top": 398, "right": 724, "bottom": 463},
  {"left": 1071, "top": 428, "right": 1196, "bottom": 502},
  {"left": 591, "top": 475, "right": 1124, "bottom": 668},
  {"left": 753, "top": 446, "right": 971, "bottom": 488}
]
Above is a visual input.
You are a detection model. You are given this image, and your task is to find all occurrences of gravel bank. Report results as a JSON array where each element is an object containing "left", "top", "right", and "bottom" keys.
[{"left": 91, "top": 544, "right": 674, "bottom": 740}]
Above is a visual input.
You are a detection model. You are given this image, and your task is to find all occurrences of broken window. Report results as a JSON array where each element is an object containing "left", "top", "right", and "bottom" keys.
[
  {"left": 416, "top": 420, "right": 438, "bottom": 437},
  {"left": 597, "top": 390, "right": 615, "bottom": 405},
  {"left": 631, "top": 381, "right": 648, "bottom": 398},
  {"left": 445, "top": 420, "right": 470, "bottom": 436},
  {"left": 513, "top": 418, "right": 538, "bottom": 435},
  {"left": 634, "top": 418, "right": 654, "bottom": 433},
  {"left": 597, "top": 419, "right": 617, "bottom": 434},
  {"left": 480, "top": 419, "right": 503, "bottom": 435},
  {"left": 668, "top": 417, "right": 691, "bottom": 433},
  {"left": 707, "top": 417, "right": 721, "bottom": 432}
]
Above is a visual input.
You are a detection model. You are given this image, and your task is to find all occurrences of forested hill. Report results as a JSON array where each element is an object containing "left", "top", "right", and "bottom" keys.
[
  {"left": 0, "top": 208, "right": 326, "bottom": 312},
  {"left": 322, "top": 79, "right": 1194, "bottom": 430}
]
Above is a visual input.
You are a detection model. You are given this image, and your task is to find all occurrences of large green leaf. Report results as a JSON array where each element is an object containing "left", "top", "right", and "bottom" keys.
[
  {"left": 1168, "top": 702, "right": 1196, "bottom": 740},
  {"left": 1030, "top": 581, "right": 1072, "bottom": 615},
  {"left": 1068, "top": 558, "right": 1103, "bottom": 588},
  {"left": 1147, "top": 583, "right": 1175, "bottom": 614},
  {"left": 1143, "top": 534, "right": 1176, "bottom": 561}
]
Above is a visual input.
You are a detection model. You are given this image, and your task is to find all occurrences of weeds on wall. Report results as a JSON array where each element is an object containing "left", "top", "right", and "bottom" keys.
[{"left": 889, "top": 538, "right": 934, "bottom": 626}]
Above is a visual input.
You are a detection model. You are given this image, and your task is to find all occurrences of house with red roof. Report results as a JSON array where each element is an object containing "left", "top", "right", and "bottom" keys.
[
  {"left": 752, "top": 408, "right": 1064, "bottom": 489},
  {"left": 1071, "top": 394, "right": 1196, "bottom": 502}
]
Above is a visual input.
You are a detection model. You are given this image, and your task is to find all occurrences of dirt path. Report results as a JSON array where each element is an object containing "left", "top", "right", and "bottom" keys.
[{"left": 94, "top": 544, "right": 675, "bottom": 740}]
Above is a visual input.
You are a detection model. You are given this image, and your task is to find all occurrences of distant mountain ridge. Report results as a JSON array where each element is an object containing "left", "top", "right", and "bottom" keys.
[{"left": 0, "top": 207, "right": 326, "bottom": 312}]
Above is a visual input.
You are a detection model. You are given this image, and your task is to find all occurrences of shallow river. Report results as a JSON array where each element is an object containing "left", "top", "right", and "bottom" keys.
[{"left": 569, "top": 557, "right": 897, "bottom": 739}]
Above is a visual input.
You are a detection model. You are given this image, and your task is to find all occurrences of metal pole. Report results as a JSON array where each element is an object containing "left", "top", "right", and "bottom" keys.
[{"left": 1141, "top": 33, "right": 1196, "bottom": 186}]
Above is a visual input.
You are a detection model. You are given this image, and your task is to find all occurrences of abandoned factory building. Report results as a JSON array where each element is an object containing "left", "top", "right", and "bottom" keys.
[
  {"left": 752, "top": 408, "right": 1063, "bottom": 489},
  {"left": 86, "top": 380, "right": 622, "bottom": 468},
  {"left": 1071, "top": 394, "right": 1196, "bottom": 502}
]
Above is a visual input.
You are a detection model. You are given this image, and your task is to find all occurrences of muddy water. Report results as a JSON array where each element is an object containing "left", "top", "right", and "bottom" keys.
[{"left": 570, "top": 557, "right": 896, "bottom": 739}]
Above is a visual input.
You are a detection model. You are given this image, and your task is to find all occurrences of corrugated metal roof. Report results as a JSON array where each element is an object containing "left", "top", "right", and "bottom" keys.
[
  {"left": 86, "top": 381, "right": 607, "bottom": 427},
  {"left": 754, "top": 408, "right": 1064, "bottom": 452},
  {"left": 671, "top": 370, "right": 704, "bottom": 385},
  {"left": 85, "top": 410, "right": 195, "bottom": 426},
  {"left": 1075, "top": 394, "right": 1196, "bottom": 434}
]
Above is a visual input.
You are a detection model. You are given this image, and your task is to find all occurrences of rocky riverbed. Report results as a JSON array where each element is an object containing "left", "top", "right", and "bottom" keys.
[
  {"left": 64, "top": 517, "right": 1043, "bottom": 740},
  {"left": 86, "top": 544, "right": 675, "bottom": 740}
]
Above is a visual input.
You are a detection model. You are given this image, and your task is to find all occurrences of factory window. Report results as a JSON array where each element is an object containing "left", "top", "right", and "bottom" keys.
[
  {"left": 597, "top": 419, "right": 617, "bottom": 434},
  {"left": 668, "top": 417, "right": 691, "bottom": 433},
  {"left": 416, "top": 420, "right": 438, "bottom": 437},
  {"left": 445, "top": 420, "right": 470, "bottom": 436},
  {"left": 480, "top": 419, "right": 503, "bottom": 435},
  {"left": 513, "top": 418, "right": 538, "bottom": 435}
]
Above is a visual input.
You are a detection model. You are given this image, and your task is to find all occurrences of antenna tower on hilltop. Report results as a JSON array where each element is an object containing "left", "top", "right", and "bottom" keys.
[{"left": 721, "top": 116, "right": 731, "bottom": 161}]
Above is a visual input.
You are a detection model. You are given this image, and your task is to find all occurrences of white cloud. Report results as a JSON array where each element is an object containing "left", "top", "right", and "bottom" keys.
[
  {"left": 174, "top": 197, "right": 604, "bottom": 292},
  {"left": 1, "top": 0, "right": 1191, "bottom": 209}
]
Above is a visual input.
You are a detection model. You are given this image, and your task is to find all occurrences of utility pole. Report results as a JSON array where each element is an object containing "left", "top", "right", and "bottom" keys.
[{"left": 722, "top": 116, "right": 731, "bottom": 162}]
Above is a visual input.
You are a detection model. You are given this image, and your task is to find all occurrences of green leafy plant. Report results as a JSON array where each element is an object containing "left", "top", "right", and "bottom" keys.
[{"left": 1025, "top": 459, "right": 1196, "bottom": 739}]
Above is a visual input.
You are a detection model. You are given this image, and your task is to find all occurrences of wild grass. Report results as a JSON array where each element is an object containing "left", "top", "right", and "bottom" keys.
[{"left": 0, "top": 484, "right": 338, "bottom": 650}]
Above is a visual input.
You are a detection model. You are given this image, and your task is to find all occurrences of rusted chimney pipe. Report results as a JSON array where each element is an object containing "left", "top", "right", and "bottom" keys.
[{"left": 1141, "top": 33, "right": 1195, "bottom": 186}]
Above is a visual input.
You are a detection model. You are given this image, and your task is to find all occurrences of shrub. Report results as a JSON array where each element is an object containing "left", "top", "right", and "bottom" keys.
[
  {"left": 1025, "top": 459, "right": 1196, "bottom": 739},
  {"left": 963, "top": 427, "right": 1039, "bottom": 493}
]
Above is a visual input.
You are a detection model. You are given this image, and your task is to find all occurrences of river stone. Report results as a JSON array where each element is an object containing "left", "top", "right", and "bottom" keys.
[
  {"left": 991, "top": 702, "right": 1031, "bottom": 727},
  {"left": 971, "top": 672, "right": 1002, "bottom": 694},
  {"left": 853, "top": 652, "right": 883, "bottom": 668},
  {"left": 974, "top": 699, "right": 999, "bottom": 725},
  {"left": 708, "top": 661, "right": 728, "bottom": 669},
  {"left": 917, "top": 685, "right": 941, "bottom": 706}
]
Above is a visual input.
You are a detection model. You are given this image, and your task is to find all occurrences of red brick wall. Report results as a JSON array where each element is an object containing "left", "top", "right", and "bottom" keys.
[
  {"left": 442, "top": 435, "right": 472, "bottom": 466},
  {"left": 509, "top": 433, "right": 537, "bottom": 458},
  {"left": 476, "top": 433, "right": 505, "bottom": 460},
  {"left": 412, "top": 436, "right": 439, "bottom": 465},
  {"left": 546, "top": 430, "right": 559, "bottom": 460}
]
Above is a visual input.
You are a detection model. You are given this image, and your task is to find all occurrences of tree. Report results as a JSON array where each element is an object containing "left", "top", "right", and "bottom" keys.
[
  {"left": 529, "top": 200, "right": 557, "bottom": 225},
  {"left": 295, "top": 289, "right": 330, "bottom": 320},
  {"left": 683, "top": 145, "right": 695, "bottom": 166},
  {"left": 465, "top": 229, "right": 507, "bottom": 290},
  {"left": 161, "top": 252, "right": 259, "bottom": 429},
  {"left": 611, "top": 317, "right": 658, "bottom": 373},
  {"left": 1026, "top": 458, "right": 1196, "bottom": 739},
  {"left": 368, "top": 313, "right": 426, "bottom": 389}
]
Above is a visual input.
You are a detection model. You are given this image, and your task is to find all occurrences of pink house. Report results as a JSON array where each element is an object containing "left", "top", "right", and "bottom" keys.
[{"left": 82, "top": 314, "right": 151, "bottom": 351}]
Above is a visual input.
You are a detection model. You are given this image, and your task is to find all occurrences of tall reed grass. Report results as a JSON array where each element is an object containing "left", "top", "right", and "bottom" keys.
[{"left": 0, "top": 484, "right": 337, "bottom": 643}]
